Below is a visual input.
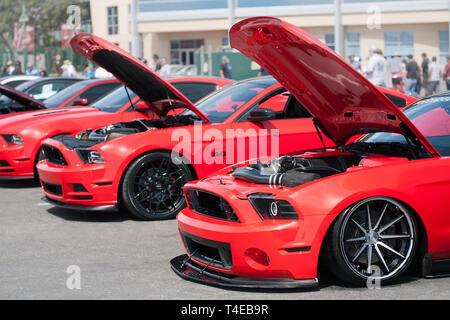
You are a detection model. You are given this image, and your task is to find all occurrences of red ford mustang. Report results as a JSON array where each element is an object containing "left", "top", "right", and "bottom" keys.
[
  {"left": 36, "top": 33, "right": 413, "bottom": 221},
  {"left": 171, "top": 17, "right": 450, "bottom": 289},
  {"left": 0, "top": 75, "right": 232, "bottom": 180},
  {"left": 0, "top": 78, "right": 121, "bottom": 119}
]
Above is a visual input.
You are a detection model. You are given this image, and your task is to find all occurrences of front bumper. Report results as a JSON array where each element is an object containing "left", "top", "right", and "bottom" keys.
[
  {"left": 171, "top": 254, "right": 318, "bottom": 289},
  {"left": 176, "top": 203, "right": 326, "bottom": 287},
  {"left": 37, "top": 160, "right": 118, "bottom": 208},
  {"left": 0, "top": 144, "right": 34, "bottom": 178}
]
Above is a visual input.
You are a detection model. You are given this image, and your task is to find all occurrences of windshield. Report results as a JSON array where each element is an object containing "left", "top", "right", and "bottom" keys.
[
  {"left": 44, "top": 82, "right": 86, "bottom": 108},
  {"left": 0, "top": 80, "right": 34, "bottom": 105},
  {"left": 361, "top": 96, "right": 450, "bottom": 156},
  {"left": 92, "top": 86, "right": 136, "bottom": 113},
  {"left": 185, "top": 79, "right": 276, "bottom": 123}
]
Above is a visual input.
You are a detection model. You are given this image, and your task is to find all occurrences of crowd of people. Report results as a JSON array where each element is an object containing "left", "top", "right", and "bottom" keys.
[{"left": 350, "top": 48, "right": 450, "bottom": 98}]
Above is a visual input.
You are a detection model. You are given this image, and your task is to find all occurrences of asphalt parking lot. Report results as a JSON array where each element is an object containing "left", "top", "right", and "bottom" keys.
[{"left": 1, "top": 179, "right": 449, "bottom": 300}]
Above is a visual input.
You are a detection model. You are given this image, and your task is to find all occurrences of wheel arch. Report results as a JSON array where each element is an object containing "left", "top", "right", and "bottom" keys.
[
  {"left": 316, "top": 194, "right": 429, "bottom": 277},
  {"left": 116, "top": 148, "right": 198, "bottom": 201}
]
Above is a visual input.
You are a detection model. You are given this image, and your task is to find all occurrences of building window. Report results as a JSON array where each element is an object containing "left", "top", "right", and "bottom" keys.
[
  {"left": 325, "top": 33, "right": 335, "bottom": 51},
  {"left": 347, "top": 33, "right": 360, "bottom": 57},
  {"left": 439, "top": 30, "right": 449, "bottom": 64},
  {"left": 107, "top": 6, "right": 118, "bottom": 35},
  {"left": 170, "top": 39, "right": 204, "bottom": 65},
  {"left": 384, "top": 31, "right": 414, "bottom": 57}
]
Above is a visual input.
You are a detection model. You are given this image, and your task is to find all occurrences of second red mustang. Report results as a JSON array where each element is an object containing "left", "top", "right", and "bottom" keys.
[{"left": 36, "top": 33, "right": 415, "bottom": 221}]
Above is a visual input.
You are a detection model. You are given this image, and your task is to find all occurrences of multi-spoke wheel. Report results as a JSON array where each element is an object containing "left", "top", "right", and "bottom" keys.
[
  {"left": 120, "top": 152, "right": 192, "bottom": 220},
  {"left": 328, "top": 197, "right": 418, "bottom": 285}
]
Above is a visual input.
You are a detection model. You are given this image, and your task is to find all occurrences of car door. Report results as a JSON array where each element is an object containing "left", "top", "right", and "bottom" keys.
[{"left": 231, "top": 91, "right": 335, "bottom": 163}]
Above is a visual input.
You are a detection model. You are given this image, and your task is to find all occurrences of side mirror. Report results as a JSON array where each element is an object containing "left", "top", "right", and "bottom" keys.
[
  {"left": 73, "top": 98, "right": 89, "bottom": 106},
  {"left": 248, "top": 108, "right": 275, "bottom": 122},
  {"left": 135, "top": 101, "right": 152, "bottom": 112}
]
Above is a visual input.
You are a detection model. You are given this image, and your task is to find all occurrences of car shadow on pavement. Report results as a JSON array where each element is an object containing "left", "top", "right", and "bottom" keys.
[
  {"left": 45, "top": 206, "right": 139, "bottom": 223},
  {"left": 0, "top": 179, "right": 40, "bottom": 188}
]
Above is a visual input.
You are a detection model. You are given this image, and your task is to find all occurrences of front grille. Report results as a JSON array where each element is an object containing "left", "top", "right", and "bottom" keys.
[
  {"left": 42, "top": 145, "right": 67, "bottom": 166},
  {"left": 181, "top": 232, "right": 232, "bottom": 269},
  {"left": 42, "top": 181, "right": 63, "bottom": 196},
  {"left": 0, "top": 160, "right": 9, "bottom": 167},
  {"left": 185, "top": 189, "right": 239, "bottom": 222}
]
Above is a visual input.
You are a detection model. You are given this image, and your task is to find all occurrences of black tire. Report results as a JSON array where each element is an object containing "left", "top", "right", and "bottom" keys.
[
  {"left": 327, "top": 197, "right": 418, "bottom": 286},
  {"left": 33, "top": 148, "right": 45, "bottom": 180},
  {"left": 120, "top": 151, "right": 192, "bottom": 220}
]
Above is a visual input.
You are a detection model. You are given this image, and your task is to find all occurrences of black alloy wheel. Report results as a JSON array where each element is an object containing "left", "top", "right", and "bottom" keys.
[
  {"left": 121, "top": 152, "right": 192, "bottom": 220},
  {"left": 328, "top": 197, "right": 418, "bottom": 286}
]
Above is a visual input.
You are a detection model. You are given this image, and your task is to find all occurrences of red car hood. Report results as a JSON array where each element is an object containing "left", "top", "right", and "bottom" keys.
[
  {"left": 70, "top": 33, "right": 209, "bottom": 123},
  {"left": 230, "top": 17, "right": 438, "bottom": 155},
  {"left": 0, "top": 84, "right": 47, "bottom": 110},
  {"left": 0, "top": 107, "right": 98, "bottom": 133}
]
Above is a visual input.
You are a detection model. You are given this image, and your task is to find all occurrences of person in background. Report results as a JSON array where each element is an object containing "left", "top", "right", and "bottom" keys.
[
  {"left": 26, "top": 64, "right": 40, "bottom": 76},
  {"left": 153, "top": 54, "right": 161, "bottom": 72},
  {"left": 94, "top": 66, "right": 113, "bottom": 78},
  {"left": 61, "top": 60, "right": 77, "bottom": 77},
  {"left": 258, "top": 67, "right": 270, "bottom": 77},
  {"left": 12, "top": 61, "right": 23, "bottom": 75},
  {"left": 2, "top": 61, "right": 13, "bottom": 75},
  {"left": 220, "top": 56, "right": 232, "bottom": 79},
  {"left": 389, "top": 52, "right": 403, "bottom": 82},
  {"left": 82, "top": 63, "right": 94, "bottom": 79},
  {"left": 443, "top": 56, "right": 450, "bottom": 91},
  {"left": 350, "top": 55, "right": 361, "bottom": 72},
  {"left": 420, "top": 53, "right": 430, "bottom": 96},
  {"left": 365, "top": 47, "right": 386, "bottom": 87},
  {"left": 405, "top": 54, "right": 420, "bottom": 97},
  {"left": 427, "top": 56, "right": 441, "bottom": 95},
  {"left": 158, "top": 58, "right": 170, "bottom": 76}
]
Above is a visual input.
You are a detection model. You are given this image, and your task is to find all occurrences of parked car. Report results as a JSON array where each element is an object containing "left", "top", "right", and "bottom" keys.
[
  {"left": 36, "top": 32, "right": 415, "bottom": 221},
  {"left": 0, "top": 75, "right": 232, "bottom": 180},
  {"left": 0, "top": 75, "right": 40, "bottom": 88},
  {"left": 0, "top": 78, "right": 121, "bottom": 116},
  {"left": 171, "top": 17, "right": 450, "bottom": 289},
  {"left": 0, "top": 77, "right": 82, "bottom": 113}
]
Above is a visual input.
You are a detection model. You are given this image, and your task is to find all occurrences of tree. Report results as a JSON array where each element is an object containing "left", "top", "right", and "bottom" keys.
[{"left": 0, "top": 0, "right": 90, "bottom": 51}]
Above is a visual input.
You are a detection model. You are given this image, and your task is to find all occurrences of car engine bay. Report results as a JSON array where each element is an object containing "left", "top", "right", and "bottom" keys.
[
  {"left": 52, "top": 115, "right": 201, "bottom": 149},
  {"left": 232, "top": 154, "right": 362, "bottom": 188}
]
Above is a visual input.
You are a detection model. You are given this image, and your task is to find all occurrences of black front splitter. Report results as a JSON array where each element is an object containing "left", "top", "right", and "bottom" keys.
[
  {"left": 170, "top": 254, "right": 319, "bottom": 290},
  {"left": 41, "top": 196, "right": 118, "bottom": 212}
]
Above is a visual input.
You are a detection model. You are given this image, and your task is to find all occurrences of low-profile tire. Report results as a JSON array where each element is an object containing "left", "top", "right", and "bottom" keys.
[
  {"left": 327, "top": 197, "right": 418, "bottom": 286},
  {"left": 120, "top": 151, "right": 192, "bottom": 220}
]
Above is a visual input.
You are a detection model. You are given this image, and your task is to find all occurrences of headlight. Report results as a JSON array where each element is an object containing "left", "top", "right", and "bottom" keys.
[
  {"left": 248, "top": 194, "right": 298, "bottom": 220},
  {"left": 2, "top": 134, "right": 24, "bottom": 145},
  {"left": 76, "top": 149, "right": 105, "bottom": 164}
]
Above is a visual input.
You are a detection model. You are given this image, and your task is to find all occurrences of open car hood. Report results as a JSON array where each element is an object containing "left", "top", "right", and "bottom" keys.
[
  {"left": 0, "top": 84, "right": 47, "bottom": 111},
  {"left": 230, "top": 17, "right": 438, "bottom": 155},
  {"left": 70, "top": 33, "right": 209, "bottom": 122}
]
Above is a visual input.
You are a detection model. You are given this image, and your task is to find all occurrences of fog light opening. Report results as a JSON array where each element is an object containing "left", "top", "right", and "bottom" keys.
[{"left": 244, "top": 248, "right": 270, "bottom": 269}]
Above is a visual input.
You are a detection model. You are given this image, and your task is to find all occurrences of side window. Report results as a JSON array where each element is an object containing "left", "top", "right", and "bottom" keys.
[
  {"left": 258, "top": 93, "right": 289, "bottom": 113},
  {"left": 283, "top": 95, "right": 312, "bottom": 119},
  {"left": 28, "top": 81, "right": 74, "bottom": 100},
  {"left": 242, "top": 92, "right": 312, "bottom": 121},
  {"left": 5, "top": 80, "right": 26, "bottom": 88},
  {"left": 68, "top": 83, "right": 121, "bottom": 106},
  {"left": 384, "top": 93, "right": 406, "bottom": 108},
  {"left": 171, "top": 82, "right": 218, "bottom": 103}
]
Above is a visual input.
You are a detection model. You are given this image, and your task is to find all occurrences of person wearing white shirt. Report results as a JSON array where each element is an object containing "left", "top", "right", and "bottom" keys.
[
  {"left": 365, "top": 47, "right": 387, "bottom": 87},
  {"left": 427, "top": 56, "right": 441, "bottom": 95},
  {"left": 158, "top": 58, "right": 170, "bottom": 77},
  {"left": 94, "top": 67, "right": 113, "bottom": 78}
]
